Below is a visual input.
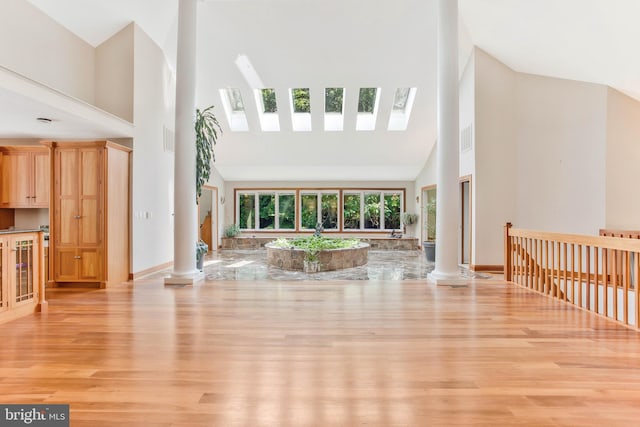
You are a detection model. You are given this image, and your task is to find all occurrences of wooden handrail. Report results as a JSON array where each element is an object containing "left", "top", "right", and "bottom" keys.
[{"left": 505, "top": 223, "right": 640, "bottom": 331}]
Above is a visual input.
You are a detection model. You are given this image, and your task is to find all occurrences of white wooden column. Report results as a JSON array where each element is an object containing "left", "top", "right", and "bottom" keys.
[
  {"left": 166, "top": 0, "right": 200, "bottom": 285},
  {"left": 428, "top": 0, "right": 464, "bottom": 284}
]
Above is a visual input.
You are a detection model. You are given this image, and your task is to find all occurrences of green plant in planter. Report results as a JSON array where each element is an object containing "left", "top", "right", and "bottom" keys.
[
  {"left": 195, "top": 106, "right": 222, "bottom": 203},
  {"left": 196, "top": 239, "right": 209, "bottom": 257},
  {"left": 224, "top": 224, "right": 241, "bottom": 238},
  {"left": 196, "top": 239, "right": 209, "bottom": 271}
]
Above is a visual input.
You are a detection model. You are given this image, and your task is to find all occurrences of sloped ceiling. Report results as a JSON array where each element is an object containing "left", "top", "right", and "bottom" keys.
[{"left": 21, "top": 0, "right": 640, "bottom": 181}]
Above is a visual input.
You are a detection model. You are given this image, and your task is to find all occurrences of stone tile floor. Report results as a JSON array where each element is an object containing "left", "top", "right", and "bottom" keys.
[{"left": 184, "top": 250, "right": 493, "bottom": 281}]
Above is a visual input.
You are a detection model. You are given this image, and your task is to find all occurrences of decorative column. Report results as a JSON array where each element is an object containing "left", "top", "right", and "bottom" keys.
[
  {"left": 428, "top": 0, "right": 464, "bottom": 284},
  {"left": 166, "top": 0, "right": 200, "bottom": 285}
]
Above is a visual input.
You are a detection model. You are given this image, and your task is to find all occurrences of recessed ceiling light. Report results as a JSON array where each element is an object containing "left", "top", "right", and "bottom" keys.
[{"left": 36, "top": 117, "right": 52, "bottom": 124}]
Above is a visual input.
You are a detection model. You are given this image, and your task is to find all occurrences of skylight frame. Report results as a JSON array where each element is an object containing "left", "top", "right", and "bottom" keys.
[
  {"left": 387, "top": 87, "right": 417, "bottom": 131},
  {"left": 219, "top": 88, "right": 249, "bottom": 132},
  {"left": 290, "top": 88, "right": 312, "bottom": 131},
  {"left": 324, "top": 87, "right": 345, "bottom": 131},
  {"left": 356, "top": 87, "right": 381, "bottom": 131},
  {"left": 254, "top": 88, "right": 280, "bottom": 132}
]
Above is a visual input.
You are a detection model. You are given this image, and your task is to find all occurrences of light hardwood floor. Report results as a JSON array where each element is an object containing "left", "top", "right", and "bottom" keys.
[{"left": 1, "top": 278, "right": 640, "bottom": 426}]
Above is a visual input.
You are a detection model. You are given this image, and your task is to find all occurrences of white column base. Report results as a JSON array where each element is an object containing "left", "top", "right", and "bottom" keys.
[
  {"left": 427, "top": 270, "right": 468, "bottom": 286},
  {"left": 164, "top": 270, "right": 204, "bottom": 286}
]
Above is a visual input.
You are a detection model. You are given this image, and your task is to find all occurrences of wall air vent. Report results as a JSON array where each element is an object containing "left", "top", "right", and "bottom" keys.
[{"left": 461, "top": 124, "right": 473, "bottom": 152}]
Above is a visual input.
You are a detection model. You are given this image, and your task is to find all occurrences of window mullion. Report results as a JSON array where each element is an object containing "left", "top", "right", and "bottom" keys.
[
  {"left": 360, "top": 191, "right": 364, "bottom": 230},
  {"left": 274, "top": 193, "right": 280, "bottom": 230},
  {"left": 380, "top": 191, "right": 385, "bottom": 230},
  {"left": 254, "top": 193, "right": 259, "bottom": 230}
]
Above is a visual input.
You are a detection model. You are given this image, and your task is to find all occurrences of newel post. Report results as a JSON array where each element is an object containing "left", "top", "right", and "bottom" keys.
[{"left": 504, "top": 222, "right": 512, "bottom": 282}]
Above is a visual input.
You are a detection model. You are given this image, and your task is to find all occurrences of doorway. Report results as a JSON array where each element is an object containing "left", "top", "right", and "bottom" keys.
[
  {"left": 460, "top": 177, "right": 471, "bottom": 265},
  {"left": 199, "top": 186, "right": 219, "bottom": 252}
]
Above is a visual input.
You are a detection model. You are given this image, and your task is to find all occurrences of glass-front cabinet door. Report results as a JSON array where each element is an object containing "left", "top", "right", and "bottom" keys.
[{"left": 13, "top": 237, "right": 35, "bottom": 305}]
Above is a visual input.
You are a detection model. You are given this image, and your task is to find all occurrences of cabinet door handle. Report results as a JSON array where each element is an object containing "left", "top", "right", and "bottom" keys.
[
  {"left": 74, "top": 215, "right": 81, "bottom": 219},
  {"left": 74, "top": 256, "right": 81, "bottom": 259}
]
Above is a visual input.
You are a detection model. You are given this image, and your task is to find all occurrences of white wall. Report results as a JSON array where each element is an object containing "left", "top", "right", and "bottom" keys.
[
  {"left": 515, "top": 73, "right": 607, "bottom": 235},
  {"left": 0, "top": 0, "right": 95, "bottom": 103},
  {"left": 95, "top": 24, "right": 134, "bottom": 122},
  {"left": 605, "top": 88, "right": 640, "bottom": 229},
  {"left": 130, "top": 25, "right": 176, "bottom": 273},
  {"left": 473, "top": 48, "right": 517, "bottom": 265},
  {"left": 206, "top": 164, "right": 225, "bottom": 247}
]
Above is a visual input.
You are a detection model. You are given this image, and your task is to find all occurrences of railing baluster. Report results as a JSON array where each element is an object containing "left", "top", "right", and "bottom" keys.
[
  {"left": 556, "top": 241, "right": 561, "bottom": 298},
  {"left": 534, "top": 239, "right": 542, "bottom": 291},
  {"left": 586, "top": 245, "right": 591, "bottom": 310},
  {"left": 578, "top": 244, "right": 583, "bottom": 308},
  {"left": 603, "top": 248, "right": 609, "bottom": 318},
  {"left": 570, "top": 243, "right": 575, "bottom": 304},
  {"left": 624, "top": 251, "right": 630, "bottom": 325},
  {"left": 563, "top": 242, "right": 568, "bottom": 301},
  {"left": 633, "top": 252, "right": 640, "bottom": 329},
  {"left": 593, "top": 246, "right": 600, "bottom": 313},
  {"left": 613, "top": 250, "right": 618, "bottom": 321}
]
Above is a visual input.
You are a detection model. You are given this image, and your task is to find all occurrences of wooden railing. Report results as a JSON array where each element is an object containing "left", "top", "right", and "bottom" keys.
[{"left": 504, "top": 223, "right": 639, "bottom": 330}]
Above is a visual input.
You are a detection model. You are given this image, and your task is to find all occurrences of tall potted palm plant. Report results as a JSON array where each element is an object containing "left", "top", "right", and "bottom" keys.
[{"left": 195, "top": 105, "right": 222, "bottom": 201}]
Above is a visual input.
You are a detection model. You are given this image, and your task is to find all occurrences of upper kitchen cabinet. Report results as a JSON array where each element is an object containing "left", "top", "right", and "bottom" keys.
[{"left": 0, "top": 146, "right": 49, "bottom": 208}]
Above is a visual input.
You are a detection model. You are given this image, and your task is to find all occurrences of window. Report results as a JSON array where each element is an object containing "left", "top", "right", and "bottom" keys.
[
  {"left": 259, "top": 194, "right": 275, "bottom": 229},
  {"left": 325, "top": 88, "right": 344, "bottom": 113},
  {"left": 324, "top": 87, "right": 345, "bottom": 131},
  {"left": 236, "top": 189, "right": 403, "bottom": 232},
  {"left": 219, "top": 88, "right": 249, "bottom": 131},
  {"left": 278, "top": 194, "right": 296, "bottom": 229},
  {"left": 342, "top": 191, "right": 403, "bottom": 230},
  {"left": 356, "top": 87, "right": 381, "bottom": 131},
  {"left": 290, "top": 88, "right": 312, "bottom": 131},
  {"left": 358, "top": 88, "right": 377, "bottom": 113},
  {"left": 292, "top": 88, "right": 310, "bottom": 113},
  {"left": 364, "top": 193, "right": 381, "bottom": 229},
  {"left": 321, "top": 193, "right": 338, "bottom": 229},
  {"left": 343, "top": 193, "right": 361, "bottom": 230},
  {"left": 237, "top": 192, "right": 296, "bottom": 230},
  {"left": 301, "top": 192, "right": 339, "bottom": 230},
  {"left": 261, "top": 89, "right": 277, "bottom": 113},
  {"left": 384, "top": 193, "right": 401, "bottom": 230},
  {"left": 392, "top": 87, "right": 411, "bottom": 112},
  {"left": 238, "top": 193, "right": 255, "bottom": 229},
  {"left": 300, "top": 193, "right": 318, "bottom": 229},
  {"left": 254, "top": 89, "right": 280, "bottom": 131},
  {"left": 388, "top": 87, "right": 417, "bottom": 131}
]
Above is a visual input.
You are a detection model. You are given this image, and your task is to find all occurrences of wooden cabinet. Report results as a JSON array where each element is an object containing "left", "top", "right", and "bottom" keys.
[
  {"left": 0, "top": 231, "right": 46, "bottom": 325},
  {"left": 0, "top": 147, "right": 49, "bottom": 208},
  {"left": 49, "top": 141, "right": 130, "bottom": 288}
]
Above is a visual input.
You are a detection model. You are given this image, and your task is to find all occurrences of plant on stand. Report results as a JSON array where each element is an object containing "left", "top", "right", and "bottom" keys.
[
  {"left": 303, "top": 249, "right": 320, "bottom": 273},
  {"left": 401, "top": 212, "right": 418, "bottom": 237},
  {"left": 195, "top": 105, "right": 222, "bottom": 268}
]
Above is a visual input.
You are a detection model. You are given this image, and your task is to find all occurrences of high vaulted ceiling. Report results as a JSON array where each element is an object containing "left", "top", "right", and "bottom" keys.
[{"left": 18, "top": 0, "right": 640, "bottom": 181}]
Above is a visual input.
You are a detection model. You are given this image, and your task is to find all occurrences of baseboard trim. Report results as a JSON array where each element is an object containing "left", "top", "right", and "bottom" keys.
[
  {"left": 470, "top": 264, "right": 504, "bottom": 273},
  {"left": 132, "top": 261, "right": 173, "bottom": 280}
]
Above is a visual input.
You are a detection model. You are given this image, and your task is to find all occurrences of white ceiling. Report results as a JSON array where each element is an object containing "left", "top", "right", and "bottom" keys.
[{"left": 18, "top": 0, "right": 640, "bottom": 180}]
